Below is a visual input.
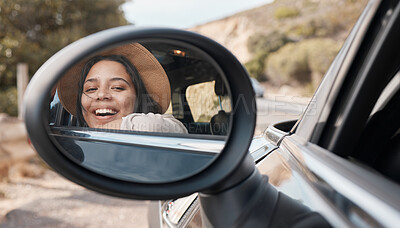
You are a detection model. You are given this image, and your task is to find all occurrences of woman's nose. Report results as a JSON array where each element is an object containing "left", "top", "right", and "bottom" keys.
[{"left": 96, "top": 88, "right": 111, "bottom": 100}]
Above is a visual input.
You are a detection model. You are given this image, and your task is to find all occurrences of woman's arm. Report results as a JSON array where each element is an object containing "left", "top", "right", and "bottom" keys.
[{"left": 121, "top": 113, "right": 188, "bottom": 134}]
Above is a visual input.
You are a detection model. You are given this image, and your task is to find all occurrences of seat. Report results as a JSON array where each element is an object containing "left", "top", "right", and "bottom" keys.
[
  {"left": 210, "top": 79, "right": 230, "bottom": 135},
  {"left": 375, "top": 133, "right": 400, "bottom": 183},
  {"left": 210, "top": 110, "right": 230, "bottom": 135},
  {"left": 355, "top": 89, "right": 400, "bottom": 183}
]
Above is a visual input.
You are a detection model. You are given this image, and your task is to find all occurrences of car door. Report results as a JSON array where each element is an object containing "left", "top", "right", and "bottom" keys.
[
  {"left": 257, "top": 0, "right": 400, "bottom": 227},
  {"left": 158, "top": 1, "right": 400, "bottom": 227}
]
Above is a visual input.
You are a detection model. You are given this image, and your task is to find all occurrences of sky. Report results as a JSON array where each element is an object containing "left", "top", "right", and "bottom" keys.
[{"left": 122, "top": 0, "right": 274, "bottom": 29}]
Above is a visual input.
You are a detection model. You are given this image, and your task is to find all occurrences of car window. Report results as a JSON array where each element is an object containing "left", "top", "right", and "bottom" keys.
[
  {"left": 353, "top": 69, "right": 400, "bottom": 184},
  {"left": 186, "top": 81, "right": 231, "bottom": 122},
  {"left": 49, "top": 92, "right": 78, "bottom": 127}
]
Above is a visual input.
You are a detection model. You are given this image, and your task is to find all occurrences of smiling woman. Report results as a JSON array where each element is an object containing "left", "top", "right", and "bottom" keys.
[
  {"left": 57, "top": 43, "right": 187, "bottom": 133},
  {"left": 80, "top": 58, "right": 138, "bottom": 129}
]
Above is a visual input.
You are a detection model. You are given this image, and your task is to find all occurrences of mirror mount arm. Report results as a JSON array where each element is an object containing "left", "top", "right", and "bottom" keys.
[
  {"left": 198, "top": 154, "right": 331, "bottom": 227},
  {"left": 198, "top": 154, "right": 277, "bottom": 227},
  {"left": 201, "top": 153, "right": 255, "bottom": 194}
]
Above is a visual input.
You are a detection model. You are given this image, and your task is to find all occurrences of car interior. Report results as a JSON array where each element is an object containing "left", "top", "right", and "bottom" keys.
[{"left": 353, "top": 71, "right": 400, "bottom": 184}]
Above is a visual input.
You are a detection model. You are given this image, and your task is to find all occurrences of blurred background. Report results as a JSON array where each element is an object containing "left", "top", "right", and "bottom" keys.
[{"left": 0, "top": 0, "right": 367, "bottom": 227}]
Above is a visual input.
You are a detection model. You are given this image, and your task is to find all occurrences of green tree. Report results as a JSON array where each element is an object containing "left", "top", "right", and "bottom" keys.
[
  {"left": 0, "top": 87, "right": 18, "bottom": 116},
  {"left": 0, "top": 0, "right": 129, "bottom": 115}
]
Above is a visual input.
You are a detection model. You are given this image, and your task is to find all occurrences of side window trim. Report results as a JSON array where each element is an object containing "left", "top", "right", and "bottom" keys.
[
  {"left": 370, "top": 71, "right": 400, "bottom": 115},
  {"left": 295, "top": 0, "right": 382, "bottom": 141}
]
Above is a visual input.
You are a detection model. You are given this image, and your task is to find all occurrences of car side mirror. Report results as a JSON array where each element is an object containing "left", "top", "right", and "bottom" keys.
[{"left": 24, "top": 26, "right": 256, "bottom": 200}]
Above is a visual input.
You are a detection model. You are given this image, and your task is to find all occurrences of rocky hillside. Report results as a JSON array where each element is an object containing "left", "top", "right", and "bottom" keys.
[{"left": 189, "top": 0, "right": 368, "bottom": 63}]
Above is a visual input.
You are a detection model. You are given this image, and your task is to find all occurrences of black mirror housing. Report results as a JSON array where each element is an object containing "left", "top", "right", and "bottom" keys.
[{"left": 24, "top": 26, "right": 256, "bottom": 200}]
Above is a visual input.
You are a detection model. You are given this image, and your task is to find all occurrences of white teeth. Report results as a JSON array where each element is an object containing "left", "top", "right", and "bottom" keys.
[{"left": 95, "top": 109, "right": 117, "bottom": 115}]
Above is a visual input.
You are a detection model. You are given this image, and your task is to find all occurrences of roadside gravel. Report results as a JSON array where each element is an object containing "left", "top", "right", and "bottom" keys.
[
  {"left": 0, "top": 168, "right": 150, "bottom": 228},
  {"left": 0, "top": 115, "right": 151, "bottom": 227}
]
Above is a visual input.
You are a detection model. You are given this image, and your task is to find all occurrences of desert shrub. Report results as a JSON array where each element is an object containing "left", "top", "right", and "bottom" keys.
[
  {"left": 266, "top": 38, "right": 340, "bottom": 88},
  {"left": 247, "top": 32, "right": 292, "bottom": 54},
  {"left": 245, "top": 32, "right": 292, "bottom": 81},
  {"left": 307, "top": 39, "right": 341, "bottom": 74},
  {"left": 245, "top": 51, "right": 269, "bottom": 81},
  {"left": 307, "top": 39, "right": 341, "bottom": 87},
  {"left": 266, "top": 43, "right": 310, "bottom": 84},
  {"left": 289, "top": 17, "right": 342, "bottom": 40},
  {"left": 274, "top": 7, "right": 300, "bottom": 20},
  {"left": 290, "top": 20, "right": 324, "bottom": 39},
  {"left": 0, "top": 87, "right": 18, "bottom": 116},
  {"left": 291, "top": 23, "right": 317, "bottom": 38}
]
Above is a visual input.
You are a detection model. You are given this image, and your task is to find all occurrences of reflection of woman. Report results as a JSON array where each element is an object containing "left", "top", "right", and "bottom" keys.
[{"left": 57, "top": 43, "right": 187, "bottom": 133}]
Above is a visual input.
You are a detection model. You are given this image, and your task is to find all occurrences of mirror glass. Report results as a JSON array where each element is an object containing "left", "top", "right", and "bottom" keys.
[{"left": 47, "top": 40, "right": 232, "bottom": 183}]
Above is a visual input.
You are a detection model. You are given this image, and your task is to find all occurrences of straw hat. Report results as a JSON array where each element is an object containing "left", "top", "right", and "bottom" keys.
[{"left": 57, "top": 43, "right": 171, "bottom": 116}]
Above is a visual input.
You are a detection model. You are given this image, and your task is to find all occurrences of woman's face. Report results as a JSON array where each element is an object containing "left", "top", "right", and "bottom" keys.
[{"left": 81, "top": 60, "right": 136, "bottom": 128}]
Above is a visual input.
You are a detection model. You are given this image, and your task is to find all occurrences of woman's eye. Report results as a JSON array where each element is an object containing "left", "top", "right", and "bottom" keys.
[
  {"left": 112, "top": 86, "right": 125, "bottom": 91},
  {"left": 85, "top": 88, "right": 97, "bottom": 93}
]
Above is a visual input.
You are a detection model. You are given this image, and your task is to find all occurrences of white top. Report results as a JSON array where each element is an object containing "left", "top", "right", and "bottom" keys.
[{"left": 120, "top": 113, "right": 188, "bottom": 134}]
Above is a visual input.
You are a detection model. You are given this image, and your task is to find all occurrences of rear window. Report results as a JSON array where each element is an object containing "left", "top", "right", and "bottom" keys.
[{"left": 186, "top": 81, "right": 231, "bottom": 122}]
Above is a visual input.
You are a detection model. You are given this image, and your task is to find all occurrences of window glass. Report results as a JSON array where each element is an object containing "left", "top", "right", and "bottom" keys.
[
  {"left": 354, "top": 70, "right": 400, "bottom": 184},
  {"left": 186, "top": 81, "right": 231, "bottom": 122}
]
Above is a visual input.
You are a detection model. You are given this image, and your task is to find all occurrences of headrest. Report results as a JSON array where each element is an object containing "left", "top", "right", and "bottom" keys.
[
  {"left": 210, "top": 110, "right": 230, "bottom": 135},
  {"left": 215, "top": 79, "right": 228, "bottom": 96}
]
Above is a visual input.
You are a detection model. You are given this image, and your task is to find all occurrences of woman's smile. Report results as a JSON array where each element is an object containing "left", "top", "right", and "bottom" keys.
[{"left": 94, "top": 108, "right": 117, "bottom": 116}]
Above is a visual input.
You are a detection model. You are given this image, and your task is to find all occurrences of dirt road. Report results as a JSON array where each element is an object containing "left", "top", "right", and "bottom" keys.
[
  {"left": 0, "top": 167, "right": 150, "bottom": 228},
  {"left": 0, "top": 115, "right": 150, "bottom": 227}
]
